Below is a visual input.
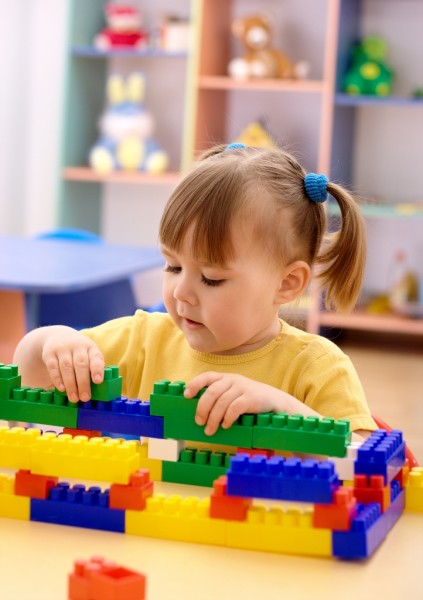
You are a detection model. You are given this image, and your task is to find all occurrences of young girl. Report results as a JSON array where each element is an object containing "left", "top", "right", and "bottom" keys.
[{"left": 13, "top": 143, "right": 377, "bottom": 440}]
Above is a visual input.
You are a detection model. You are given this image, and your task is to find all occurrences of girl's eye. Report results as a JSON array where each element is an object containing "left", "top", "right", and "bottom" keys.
[
  {"left": 164, "top": 265, "right": 181, "bottom": 273},
  {"left": 201, "top": 275, "right": 224, "bottom": 287}
]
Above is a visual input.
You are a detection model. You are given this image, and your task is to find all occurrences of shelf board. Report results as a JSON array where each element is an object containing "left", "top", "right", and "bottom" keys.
[
  {"left": 328, "top": 202, "right": 423, "bottom": 219},
  {"left": 72, "top": 46, "right": 189, "bottom": 59},
  {"left": 63, "top": 167, "right": 181, "bottom": 185},
  {"left": 319, "top": 310, "right": 423, "bottom": 336},
  {"left": 335, "top": 93, "right": 423, "bottom": 107},
  {"left": 199, "top": 76, "right": 326, "bottom": 93}
]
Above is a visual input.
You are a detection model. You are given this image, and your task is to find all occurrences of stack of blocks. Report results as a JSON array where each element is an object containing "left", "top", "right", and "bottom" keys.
[{"left": 0, "top": 363, "right": 421, "bottom": 561}]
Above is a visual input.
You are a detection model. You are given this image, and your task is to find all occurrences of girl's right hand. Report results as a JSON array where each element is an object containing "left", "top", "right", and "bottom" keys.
[{"left": 41, "top": 329, "right": 105, "bottom": 403}]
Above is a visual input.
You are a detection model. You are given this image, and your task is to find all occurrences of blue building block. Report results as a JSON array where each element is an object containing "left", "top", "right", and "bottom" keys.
[
  {"left": 77, "top": 398, "right": 164, "bottom": 439},
  {"left": 30, "top": 482, "right": 125, "bottom": 532},
  {"left": 355, "top": 430, "right": 406, "bottom": 484},
  {"left": 226, "top": 454, "right": 340, "bottom": 503},
  {"left": 332, "top": 483, "right": 405, "bottom": 559}
]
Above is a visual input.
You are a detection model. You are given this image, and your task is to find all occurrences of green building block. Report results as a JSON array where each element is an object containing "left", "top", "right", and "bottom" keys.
[
  {"left": 0, "top": 364, "right": 22, "bottom": 399},
  {"left": 162, "top": 448, "right": 232, "bottom": 487},
  {"left": 252, "top": 413, "right": 351, "bottom": 458},
  {"left": 150, "top": 380, "right": 205, "bottom": 418},
  {"left": 164, "top": 414, "right": 254, "bottom": 448},
  {"left": 0, "top": 386, "right": 78, "bottom": 428},
  {"left": 90, "top": 366, "right": 122, "bottom": 402}
]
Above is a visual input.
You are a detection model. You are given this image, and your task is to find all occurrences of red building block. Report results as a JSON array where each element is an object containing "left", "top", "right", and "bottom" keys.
[
  {"left": 63, "top": 428, "right": 102, "bottom": 439},
  {"left": 209, "top": 475, "right": 252, "bottom": 521},
  {"left": 353, "top": 474, "right": 391, "bottom": 512},
  {"left": 109, "top": 469, "right": 153, "bottom": 510},
  {"left": 237, "top": 447, "right": 275, "bottom": 458},
  {"left": 15, "top": 469, "right": 58, "bottom": 500},
  {"left": 68, "top": 556, "right": 146, "bottom": 600},
  {"left": 313, "top": 486, "right": 357, "bottom": 531}
]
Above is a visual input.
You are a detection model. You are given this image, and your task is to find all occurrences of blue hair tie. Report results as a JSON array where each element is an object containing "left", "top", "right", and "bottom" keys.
[
  {"left": 225, "top": 142, "right": 246, "bottom": 151},
  {"left": 304, "top": 173, "right": 329, "bottom": 203}
]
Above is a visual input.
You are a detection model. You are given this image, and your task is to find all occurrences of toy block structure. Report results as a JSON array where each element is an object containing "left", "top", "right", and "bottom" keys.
[
  {"left": 68, "top": 556, "right": 146, "bottom": 600},
  {"left": 0, "top": 366, "right": 420, "bottom": 562}
]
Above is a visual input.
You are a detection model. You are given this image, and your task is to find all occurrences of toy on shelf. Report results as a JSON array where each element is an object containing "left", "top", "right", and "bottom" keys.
[
  {"left": 93, "top": 4, "right": 148, "bottom": 51},
  {"left": 234, "top": 120, "right": 278, "bottom": 149},
  {"left": 227, "top": 14, "right": 309, "bottom": 81},
  {"left": 89, "top": 72, "right": 169, "bottom": 175},
  {"left": 343, "top": 35, "right": 394, "bottom": 96}
]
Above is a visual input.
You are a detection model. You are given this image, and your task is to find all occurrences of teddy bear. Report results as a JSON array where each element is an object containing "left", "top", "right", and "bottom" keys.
[
  {"left": 228, "top": 14, "right": 309, "bottom": 80},
  {"left": 89, "top": 72, "right": 169, "bottom": 174}
]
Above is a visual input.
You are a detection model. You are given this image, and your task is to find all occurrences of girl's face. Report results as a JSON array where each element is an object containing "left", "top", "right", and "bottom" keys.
[{"left": 161, "top": 224, "right": 285, "bottom": 355}]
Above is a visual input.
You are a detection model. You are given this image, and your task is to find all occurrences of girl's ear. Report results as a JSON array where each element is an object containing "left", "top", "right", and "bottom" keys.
[{"left": 275, "top": 261, "right": 311, "bottom": 304}]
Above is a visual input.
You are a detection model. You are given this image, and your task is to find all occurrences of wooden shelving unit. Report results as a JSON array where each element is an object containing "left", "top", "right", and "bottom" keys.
[{"left": 59, "top": 0, "right": 423, "bottom": 339}]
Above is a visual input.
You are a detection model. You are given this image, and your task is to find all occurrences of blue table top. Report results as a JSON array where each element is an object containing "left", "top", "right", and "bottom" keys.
[{"left": 0, "top": 236, "right": 164, "bottom": 293}]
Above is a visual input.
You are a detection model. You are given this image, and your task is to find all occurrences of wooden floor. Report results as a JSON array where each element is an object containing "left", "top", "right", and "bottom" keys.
[{"left": 339, "top": 333, "right": 423, "bottom": 465}]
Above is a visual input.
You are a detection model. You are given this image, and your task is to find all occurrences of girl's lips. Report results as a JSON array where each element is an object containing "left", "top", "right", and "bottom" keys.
[{"left": 184, "top": 317, "right": 204, "bottom": 329}]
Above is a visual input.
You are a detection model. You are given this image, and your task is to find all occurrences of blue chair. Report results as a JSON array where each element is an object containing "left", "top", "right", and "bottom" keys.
[{"left": 36, "top": 229, "right": 139, "bottom": 329}]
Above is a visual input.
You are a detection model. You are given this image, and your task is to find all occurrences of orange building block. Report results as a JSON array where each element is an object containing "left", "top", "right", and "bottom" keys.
[
  {"left": 353, "top": 474, "right": 391, "bottom": 512},
  {"left": 209, "top": 475, "right": 252, "bottom": 521},
  {"left": 68, "top": 556, "right": 146, "bottom": 600},
  {"left": 109, "top": 469, "right": 153, "bottom": 510},
  {"left": 15, "top": 469, "right": 58, "bottom": 500},
  {"left": 313, "top": 486, "right": 357, "bottom": 531}
]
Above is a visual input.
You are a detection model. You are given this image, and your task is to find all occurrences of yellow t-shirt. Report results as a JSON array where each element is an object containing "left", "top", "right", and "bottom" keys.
[{"left": 82, "top": 310, "right": 377, "bottom": 432}]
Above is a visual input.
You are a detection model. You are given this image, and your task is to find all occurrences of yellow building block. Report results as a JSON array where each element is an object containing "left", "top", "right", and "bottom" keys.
[
  {"left": 126, "top": 494, "right": 227, "bottom": 546},
  {"left": 138, "top": 440, "right": 162, "bottom": 481},
  {"left": 227, "top": 505, "right": 332, "bottom": 557},
  {"left": 30, "top": 434, "right": 141, "bottom": 484},
  {"left": 405, "top": 467, "right": 423, "bottom": 513},
  {"left": 0, "top": 474, "right": 30, "bottom": 520},
  {"left": 0, "top": 426, "right": 42, "bottom": 470}
]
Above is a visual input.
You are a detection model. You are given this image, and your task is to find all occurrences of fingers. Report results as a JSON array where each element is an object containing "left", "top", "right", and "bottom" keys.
[
  {"left": 184, "top": 371, "right": 222, "bottom": 399},
  {"left": 43, "top": 341, "right": 105, "bottom": 403}
]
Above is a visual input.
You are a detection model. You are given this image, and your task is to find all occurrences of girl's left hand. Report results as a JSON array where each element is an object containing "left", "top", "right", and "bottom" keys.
[{"left": 184, "top": 371, "right": 293, "bottom": 436}]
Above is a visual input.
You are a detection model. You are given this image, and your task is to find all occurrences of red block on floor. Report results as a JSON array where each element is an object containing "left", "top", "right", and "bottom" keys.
[{"left": 68, "top": 556, "right": 146, "bottom": 600}]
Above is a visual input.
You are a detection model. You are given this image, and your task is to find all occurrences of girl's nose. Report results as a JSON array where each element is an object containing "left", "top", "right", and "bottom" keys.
[{"left": 173, "top": 276, "right": 197, "bottom": 306}]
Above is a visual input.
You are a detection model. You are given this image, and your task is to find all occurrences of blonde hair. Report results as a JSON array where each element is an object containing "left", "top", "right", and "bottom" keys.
[{"left": 159, "top": 144, "right": 366, "bottom": 313}]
